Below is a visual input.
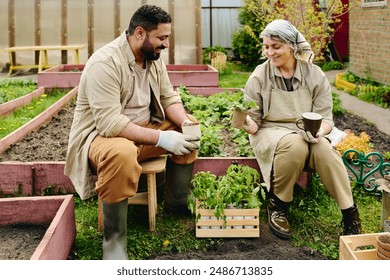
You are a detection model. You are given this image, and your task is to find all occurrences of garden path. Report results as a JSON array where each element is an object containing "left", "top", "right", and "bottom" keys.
[{"left": 325, "top": 70, "right": 390, "bottom": 136}]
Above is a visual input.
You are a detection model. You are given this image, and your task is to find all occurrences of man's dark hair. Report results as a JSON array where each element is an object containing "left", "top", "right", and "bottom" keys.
[{"left": 128, "top": 5, "right": 171, "bottom": 35}]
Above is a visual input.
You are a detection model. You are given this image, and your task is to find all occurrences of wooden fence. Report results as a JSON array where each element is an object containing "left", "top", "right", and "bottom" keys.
[{"left": 0, "top": 0, "right": 202, "bottom": 69}]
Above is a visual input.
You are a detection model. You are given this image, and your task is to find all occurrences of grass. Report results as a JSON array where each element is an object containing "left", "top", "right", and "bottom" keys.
[
  {"left": 72, "top": 180, "right": 382, "bottom": 260},
  {"left": 0, "top": 89, "right": 68, "bottom": 139},
  {"left": 218, "top": 62, "right": 253, "bottom": 88},
  {"left": 0, "top": 78, "right": 37, "bottom": 104}
]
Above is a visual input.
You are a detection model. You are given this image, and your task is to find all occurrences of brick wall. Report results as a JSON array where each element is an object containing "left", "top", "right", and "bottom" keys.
[{"left": 349, "top": 3, "right": 390, "bottom": 85}]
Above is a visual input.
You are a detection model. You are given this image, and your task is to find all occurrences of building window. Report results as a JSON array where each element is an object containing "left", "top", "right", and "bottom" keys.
[{"left": 361, "top": 0, "right": 387, "bottom": 7}]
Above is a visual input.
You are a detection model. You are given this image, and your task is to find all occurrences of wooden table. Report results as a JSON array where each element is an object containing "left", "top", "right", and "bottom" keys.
[{"left": 0, "top": 45, "right": 85, "bottom": 75}]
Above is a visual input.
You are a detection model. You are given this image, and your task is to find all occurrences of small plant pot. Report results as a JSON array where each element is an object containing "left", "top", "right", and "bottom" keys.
[
  {"left": 377, "top": 233, "right": 390, "bottom": 251},
  {"left": 225, "top": 204, "right": 235, "bottom": 229},
  {"left": 377, "top": 246, "right": 390, "bottom": 260},
  {"left": 210, "top": 216, "right": 222, "bottom": 229},
  {"left": 232, "top": 215, "right": 244, "bottom": 229},
  {"left": 244, "top": 215, "right": 256, "bottom": 229},
  {"left": 199, "top": 215, "right": 210, "bottom": 229},
  {"left": 231, "top": 108, "right": 247, "bottom": 128}
]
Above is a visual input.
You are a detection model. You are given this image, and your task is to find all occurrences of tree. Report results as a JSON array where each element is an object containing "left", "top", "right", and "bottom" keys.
[{"left": 233, "top": 0, "right": 359, "bottom": 63}]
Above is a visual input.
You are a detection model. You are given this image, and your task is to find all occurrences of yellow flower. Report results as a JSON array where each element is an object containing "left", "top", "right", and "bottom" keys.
[{"left": 162, "top": 240, "right": 170, "bottom": 247}]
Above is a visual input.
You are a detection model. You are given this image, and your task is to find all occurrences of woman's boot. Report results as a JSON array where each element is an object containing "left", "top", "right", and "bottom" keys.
[
  {"left": 341, "top": 203, "right": 362, "bottom": 235},
  {"left": 267, "top": 195, "right": 292, "bottom": 239}
]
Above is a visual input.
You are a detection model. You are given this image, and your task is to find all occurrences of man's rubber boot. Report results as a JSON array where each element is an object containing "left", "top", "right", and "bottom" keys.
[
  {"left": 164, "top": 158, "right": 194, "bottom": 215},
  {"left": 102, "top": 199, "right": 129, "bottom": 260},
  {"left": 267, "top": 195, "right": 292, "bottom": 239}
]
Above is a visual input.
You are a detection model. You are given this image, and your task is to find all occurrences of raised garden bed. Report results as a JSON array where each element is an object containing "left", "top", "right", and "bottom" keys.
[
  {"left": 0, "top": 194, "right": 76, "bottom": 260},
  {"left": 166, "top": 64, "right": 219, "bottom": 88},
  {"left": 0, "top": 87, "right": 45, "bottom": 116},
  {"left": 37, "top": 64, "right": 221, "bottom": 92},
  {"left": 0, "top": 87, "right": 77, "bottom": 154},
  {"left": 38, "top": 64, "right": 84, "bottom": 89}
]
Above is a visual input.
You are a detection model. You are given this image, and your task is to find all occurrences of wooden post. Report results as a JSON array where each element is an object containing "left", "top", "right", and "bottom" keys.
[
  {"left": 195, "top": 0, "right": 202, "bottom": 64},
  {"left": 87, "top": 0, "right": 94, "bottom": 58},
  {"left": 168, "top": 0, "right": 175, "bottom": 65},
  {"left": 8, "top": 0, "right": 16, "bottom": 69},
  {"left": 34, "top": 0, "right": 41, "bottom": 66},
  {"left": 114, "top": 0, "right": 121, "bottom": 37},
  {"left": 61, "top": 0, "right": 68, "bottom": 64}
]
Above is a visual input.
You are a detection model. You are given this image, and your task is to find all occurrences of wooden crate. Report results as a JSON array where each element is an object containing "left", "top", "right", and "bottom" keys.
[
  {"left": 339, "top": 232, "right": 389, "bottom": 260},
  {"left": 195, "top": 206, "right": 260, "bottom": 238}
]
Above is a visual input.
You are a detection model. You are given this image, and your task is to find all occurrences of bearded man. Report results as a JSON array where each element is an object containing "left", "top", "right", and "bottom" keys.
[{"left": 65, "top": 4, "right": 199, "bottom": 260}]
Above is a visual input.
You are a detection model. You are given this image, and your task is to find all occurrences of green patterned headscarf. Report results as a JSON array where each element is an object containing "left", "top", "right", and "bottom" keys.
[{"left": 261, "top": 19, "right": 314, "bottom": 63}]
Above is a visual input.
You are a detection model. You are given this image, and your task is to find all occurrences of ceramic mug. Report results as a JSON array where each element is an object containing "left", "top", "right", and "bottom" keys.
[{"left": 296, "top": 112, "right": 322, "bottom": 136}]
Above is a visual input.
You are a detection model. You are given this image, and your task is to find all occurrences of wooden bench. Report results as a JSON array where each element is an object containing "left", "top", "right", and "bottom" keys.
[
  {"left": 0, "top": 44, "right": 85, "bottom": 75},
  {"left": 98, "top": 156, "right": 167, "bottom": 232}
]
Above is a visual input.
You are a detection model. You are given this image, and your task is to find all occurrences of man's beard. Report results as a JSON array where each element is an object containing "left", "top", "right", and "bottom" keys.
[{"left": 141, "top": 36, "right": 165, "bottom": 61}]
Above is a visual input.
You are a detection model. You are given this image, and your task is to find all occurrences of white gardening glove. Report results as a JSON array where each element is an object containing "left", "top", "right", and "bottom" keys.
[
  {"left": 243, "top": 115, "right": 259, "bottom": 134},
  {"left": 298, "top": 129, "right": 324, "bottom": 144},
  {"left": 156, "top": 130, "right": 199, "bottom": 155}
]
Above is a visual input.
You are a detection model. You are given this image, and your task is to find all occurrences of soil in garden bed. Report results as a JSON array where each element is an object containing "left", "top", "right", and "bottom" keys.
[
  {"left": 0, "top": 103, "right": 389, "bottom": 260},
  {"left": 0, "top": 223, "right": 48, "bottom": 260}
]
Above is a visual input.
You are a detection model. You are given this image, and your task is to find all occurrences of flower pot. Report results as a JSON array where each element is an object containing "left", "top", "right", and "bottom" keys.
[
  {"left": 231, "top": 108, "right": 247, "bottom": 129},
  {"left": 376, "top": 233, "right": 390, "bottom": 260}
]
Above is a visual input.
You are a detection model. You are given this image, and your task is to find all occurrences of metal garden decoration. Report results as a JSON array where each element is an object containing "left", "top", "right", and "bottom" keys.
[{"left": 342, "top": 149, "right": 390, "bottom": 192}]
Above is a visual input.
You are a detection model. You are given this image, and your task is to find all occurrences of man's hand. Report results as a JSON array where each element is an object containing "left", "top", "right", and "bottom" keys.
[
  {"left": 298, "top": 129, "right": 324, "bottom": 144},
  {"left": 156, "top": 130, "right": 199, "bottom": 155}
]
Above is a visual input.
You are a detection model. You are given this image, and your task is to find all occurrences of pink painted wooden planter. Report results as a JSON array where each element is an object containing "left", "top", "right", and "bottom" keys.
[
  {"left": 0, "top": 194, "right": 76, "bottom": 260},
  {"left": 0, "top": 87, "right": 78, "bottom": 154},
  {"left": 167, "top": 64, "right": 219, "bottom": 88},
  {"left": 185, "top": 87, "right": 242, "bottom": 96},
  {"left": 38, "top": 64, "right": 84, "bottom": 89},
  {"left": 0, "top": 87, "right": 45, "bottom": 116},
  {"left": 38, "top": 64, "right": 219, "bottom": 89},
  {"left": 0, "top": 157, "right": 309, "bottom": 196}
]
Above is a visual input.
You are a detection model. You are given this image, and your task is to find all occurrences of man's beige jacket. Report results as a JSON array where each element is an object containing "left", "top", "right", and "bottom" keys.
[{"left": 64, "top": 31, "right": 181, "bottom": 200}]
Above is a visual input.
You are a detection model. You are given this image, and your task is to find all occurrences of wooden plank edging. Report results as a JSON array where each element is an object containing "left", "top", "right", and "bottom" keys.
[{"left": 0, "top": 87, "right": 46, "bottom": 116}]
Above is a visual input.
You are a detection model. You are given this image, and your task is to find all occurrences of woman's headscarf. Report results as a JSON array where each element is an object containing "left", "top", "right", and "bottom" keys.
[{"left": 261, "top": 19, "right": 314, "bottom": 63}]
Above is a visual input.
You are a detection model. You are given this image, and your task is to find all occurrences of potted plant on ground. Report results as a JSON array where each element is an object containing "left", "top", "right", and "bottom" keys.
[{"left": 187, "top": 164, "right": 264, "bottom": 237}]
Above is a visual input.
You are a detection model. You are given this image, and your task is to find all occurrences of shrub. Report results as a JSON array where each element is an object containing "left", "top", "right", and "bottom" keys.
[{"left": 335, "top": 131, "right": 373, "bottom": 160}]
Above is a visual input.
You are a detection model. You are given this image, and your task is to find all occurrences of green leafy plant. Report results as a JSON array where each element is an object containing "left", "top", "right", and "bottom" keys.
[
  {"left": 319, "top": 60, "right": 345, "bottom": 71},
  {"left": 233, "top": 100, "right": 257, "bottom": 112},
  {"left": 187, "top": 164, "right": 264, "bottom": 221}
]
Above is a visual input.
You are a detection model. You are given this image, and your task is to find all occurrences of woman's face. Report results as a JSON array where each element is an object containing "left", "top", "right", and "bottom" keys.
[{"left": 263, "top": 36, "right": 294, "bottom": 68}]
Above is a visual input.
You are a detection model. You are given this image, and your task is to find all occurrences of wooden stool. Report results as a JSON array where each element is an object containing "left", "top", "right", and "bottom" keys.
[{"left": 98, "top": 156, "right": 167, "bottom": 232}]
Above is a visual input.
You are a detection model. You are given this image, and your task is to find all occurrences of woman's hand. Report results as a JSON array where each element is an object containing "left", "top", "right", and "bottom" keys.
[{"left": 298, "top": 128, "right": 324, "bottom": 144}]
